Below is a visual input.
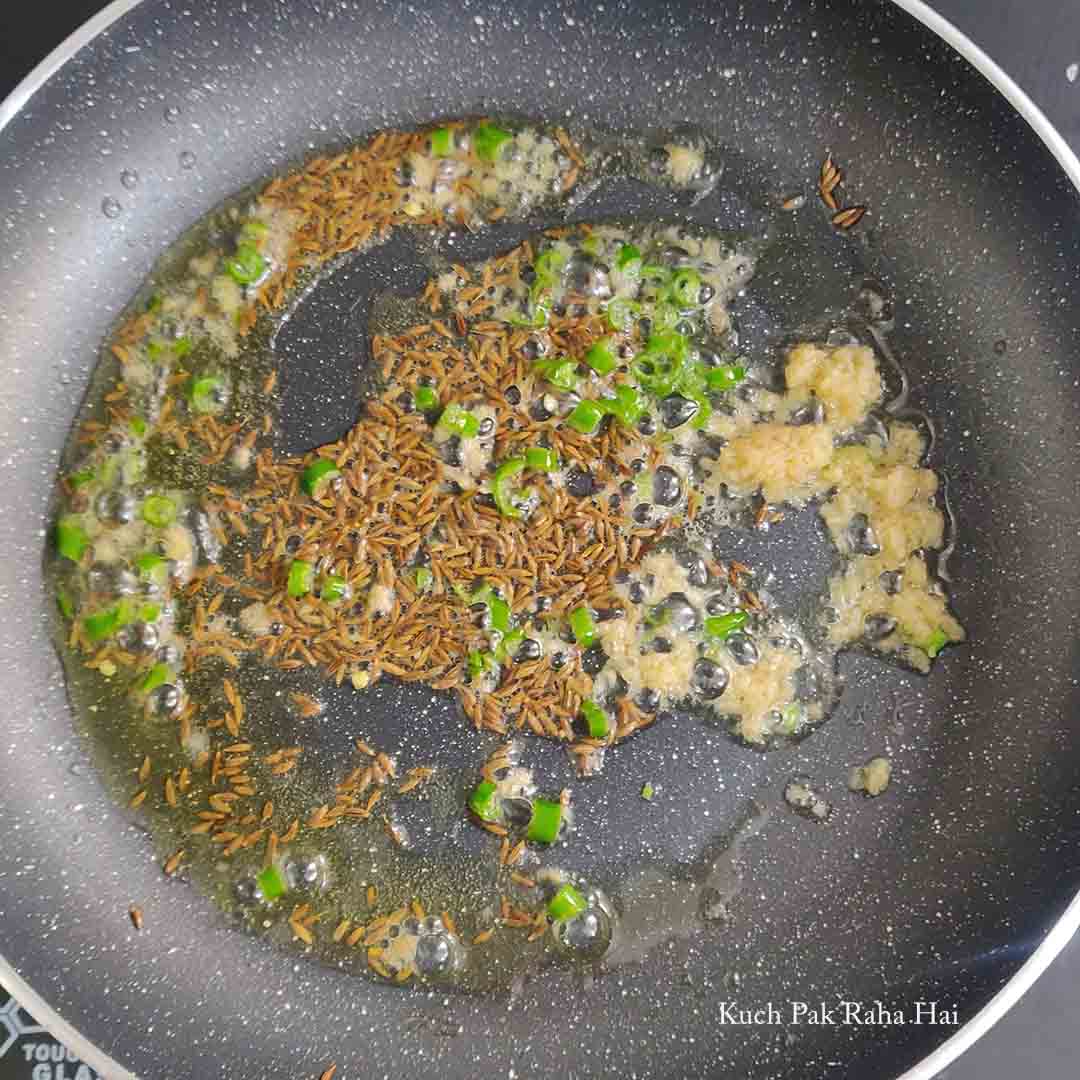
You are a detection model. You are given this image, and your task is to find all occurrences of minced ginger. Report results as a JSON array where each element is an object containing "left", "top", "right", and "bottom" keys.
[
  {"left": 706, "top": 341, "right": 963, "bottom": 673},
  {"left": 849, "top": 757, "right": 892, "bottom": 797},
  {"left": 784, "top": 342, "right": 883, "bottom": 430}
]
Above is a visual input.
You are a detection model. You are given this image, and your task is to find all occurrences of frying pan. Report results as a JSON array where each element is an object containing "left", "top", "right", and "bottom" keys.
[{"left": 3, "top": 1, "right": 1080, "bottom": 1077}]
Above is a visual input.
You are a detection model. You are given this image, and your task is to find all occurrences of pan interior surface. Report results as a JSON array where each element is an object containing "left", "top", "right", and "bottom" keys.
[{"left": 2, "top": 2, "right": 1080, "bottom": 1079}]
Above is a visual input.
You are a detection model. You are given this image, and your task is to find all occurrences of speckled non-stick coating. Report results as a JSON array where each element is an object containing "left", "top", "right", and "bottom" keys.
[{"left": 2, "top": 1, "right": 1080, "bottom": 1078}]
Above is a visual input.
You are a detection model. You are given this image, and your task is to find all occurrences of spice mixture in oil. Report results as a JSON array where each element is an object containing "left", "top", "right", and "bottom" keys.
[{"left": 47, "top": 119, "right": 963, "bottom": 987}]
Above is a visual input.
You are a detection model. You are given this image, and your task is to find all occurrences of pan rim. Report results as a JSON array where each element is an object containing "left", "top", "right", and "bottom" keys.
[{"left": 0, "top": 1, "right": 1077, "bottom": 1078}]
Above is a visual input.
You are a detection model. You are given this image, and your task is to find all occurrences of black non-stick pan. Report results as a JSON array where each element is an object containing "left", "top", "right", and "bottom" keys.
[{"left": 3, "top": 1, "right": 1080, "bottom": 1078}]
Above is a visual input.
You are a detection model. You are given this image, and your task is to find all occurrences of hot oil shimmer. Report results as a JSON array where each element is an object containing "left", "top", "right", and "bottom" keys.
[{"left": 46, "top": 118, "right": 963, "bottom": 988}]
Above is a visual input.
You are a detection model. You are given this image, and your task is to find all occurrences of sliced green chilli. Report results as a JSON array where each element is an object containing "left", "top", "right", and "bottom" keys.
[
  {"left": 301, "top": 458, "right": 341, "bottom": 497},
  {"left": 223, "top": 244, "right": 267, "bottom": 286},
  {"left": 492, "top": 457, "right": 528, "bottom": 518},
  {"left": 142, "top": 495, "right": 177, "bottom": 528},
  {"left": 474, "top": 123, "right": 512, "bottom": 162},
  {"left": 525, "top": 446, "right": 559, "bottom": 472},
  {"left": 55, "top": 519, "right": 90, "bottom": 562},
  {"left": 547, "top": 883, "right": 588, "bottom": 921},
  {"left": 257, "top": 865, "right": 288, "bottom": 901},
  {"left": 704, "top": 611, "right": 749, "bottom": 640},
  {"left": 581, "top": 699, "right": 609, "bottom": 739},
  {"left": 566, "top": 399, "right": 606, "bottom": 434},
  {"left": 569, "top": 605, "right": 598, "bottom": 649},
  {"left": 468, "top": 780, "right": 500, "bottom": 822},
  {"left": 527, "top": 798, "right": 563, "bottom": 844},
  {"left": 583, "top": 339, "right": 617, "bottom": 375},
  {"left": 287, "top": 559, "right": 314, "bottom": 598},
  {"left": 430, "top": 127, "right": 454, "bottom": 157}
]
